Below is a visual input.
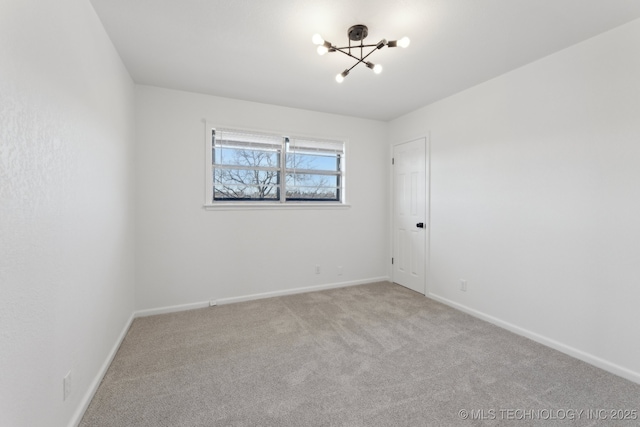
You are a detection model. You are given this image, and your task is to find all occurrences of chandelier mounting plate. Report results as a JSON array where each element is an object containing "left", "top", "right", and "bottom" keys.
[{"left": 348, "top": 25, "right": 368, "bottom": 41}]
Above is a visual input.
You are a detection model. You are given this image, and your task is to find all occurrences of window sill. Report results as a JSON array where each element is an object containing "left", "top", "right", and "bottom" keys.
[{"left": 203, "top": 202, "right": 351, "bottom": 211}]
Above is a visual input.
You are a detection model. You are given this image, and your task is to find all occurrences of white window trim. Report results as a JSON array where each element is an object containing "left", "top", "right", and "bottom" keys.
[
  {"left": 203, "top": 202, "right": 351, "bottom": 211},
  {"left": 203, "top": 123, "right": 350, "bottom": 210}
]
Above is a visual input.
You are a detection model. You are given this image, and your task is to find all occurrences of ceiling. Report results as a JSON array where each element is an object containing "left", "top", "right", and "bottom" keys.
[{"left": 89, "top": 0, "right": 640, "bottom": 121}]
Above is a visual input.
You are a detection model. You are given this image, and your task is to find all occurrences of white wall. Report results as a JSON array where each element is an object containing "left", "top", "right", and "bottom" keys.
[
  {"left": 134, "top": 86, "right": 389, "bottom": 311},
  {"left": 0, "top": 1, "right": 136, "bottom": 426},
  {"left": 390, "top": 19, "right": 640, "bottom": 381}
]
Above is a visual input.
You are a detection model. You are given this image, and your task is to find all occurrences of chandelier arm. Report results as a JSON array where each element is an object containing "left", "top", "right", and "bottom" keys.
[
  {"left": 331, "top": 45, "right": 383, "bottom": 77},
  {"left": 345, "top": 60, "right": 363, "bottom": 74},
  {"left": 333, "top": 48, "right": 365, "bottom": 62},
  {"left": 333, "top": 44, "right": 380, "bottom": 50},
  {"left": 334, "top": 46, "right": 380, "bottom": 63},
  {"left": 358, "top": 46, "right": 380, "bottom": 62}
]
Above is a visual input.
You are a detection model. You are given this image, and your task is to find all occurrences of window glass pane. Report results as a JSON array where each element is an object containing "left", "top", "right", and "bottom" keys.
[
  {"left": 285, "top": 173, "right": 339, "bottom": 201},
  {"left": 215, "top": 168, "right": 279, "bottom": 186},
  {"left": 214, "top": 184, "right": 279, "bottom": 200},
  {"left": 286, "top": 152, "right": 339, "bottom": 172},
  {"left": 215, "top": 147, "right": 279, "bottom": 168},
  {"left": 286, "top": 187, "right": 338, "bottom": 201},
  {"left": 285, "top": 173, "right": 339, "bottom": 187}
]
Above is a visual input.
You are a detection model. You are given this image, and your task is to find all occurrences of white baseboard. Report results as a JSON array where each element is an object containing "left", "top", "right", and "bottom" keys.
[
  {"left": 133, "top": 277, "right": 390, "bottom": 317},
  {"left": 428, "top": 292, "right": 640, "bottom": 385},
  {"left": 214, "top": 277, "right": 390, "bottom": 306},
  {"left": 68, "top": 312, "right": 135, "bottom": 427},
  {"left": 135, "top": 300, "right": 211, "bottom": 318}
]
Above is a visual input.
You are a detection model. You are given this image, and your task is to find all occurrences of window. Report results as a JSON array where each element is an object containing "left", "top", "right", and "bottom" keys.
[
  {"left": 211, "top": 129, "right": 282, "bottom": 201},
  {"left": 286, "top": 137, "right": 343, "bottom": 201},
  {"left": 206, "top": 127, "right": 345, "bottom": 205}
]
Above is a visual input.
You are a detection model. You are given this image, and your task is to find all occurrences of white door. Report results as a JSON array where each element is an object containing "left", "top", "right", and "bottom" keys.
[{"left": 393, "top": 137, "right": 427, "bottom": 294}]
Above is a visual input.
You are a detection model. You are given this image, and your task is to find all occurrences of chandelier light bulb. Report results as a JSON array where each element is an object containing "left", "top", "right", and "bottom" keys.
[
  {"left": 336, "top": 70, "right": 349, "bottom": 83},
  {"left": 317, "top": 45, "right": 329, "bottom": 55},
  {"left": 312, "top": 33, "right": 324, "bottom": 45},
  {"left": 366, "top": 62, "right": 383, "bottom": 74},
  {"left": 398, "top": 36, "right": 410, "bottom": 48}
]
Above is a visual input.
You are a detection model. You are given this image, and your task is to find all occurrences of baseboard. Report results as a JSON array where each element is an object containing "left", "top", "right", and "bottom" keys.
[
  {"left": 68, "top": 312, "right": 135, "bottom": 427},
  {"left": 135, "top": 300, "right": 211, "bottom": 318},
  {"left": 428, "top": 292, "right": 640, "bottom": 385},
  {"left": 214, "top": 277, "right": 390, "bottom": 306},
  {"left": 134, "top": 277, "right": 390, "bottom": 317}
]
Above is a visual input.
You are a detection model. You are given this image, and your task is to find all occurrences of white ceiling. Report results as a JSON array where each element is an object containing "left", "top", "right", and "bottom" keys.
[{"left": 89, "top": 0, "right": 640, "bottom": 121}]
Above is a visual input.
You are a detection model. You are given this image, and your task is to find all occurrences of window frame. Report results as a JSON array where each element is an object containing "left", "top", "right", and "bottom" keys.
[{"left": 204, "top": 124, "right": 349, "bottom": 210}]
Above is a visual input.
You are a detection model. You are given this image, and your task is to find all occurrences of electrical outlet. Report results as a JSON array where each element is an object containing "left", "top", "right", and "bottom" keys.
[
  {"left": 460, "top": 280, "right": 467, "bottom": 292},
  {"left": 337, "top": 266, "right": 343, "bottom": 276},
  {"left": 63, "top": 371, "right": 72, "bottom": 401},
  {"left": 315, "top": 265, "right": 321, "bottom": 275}
]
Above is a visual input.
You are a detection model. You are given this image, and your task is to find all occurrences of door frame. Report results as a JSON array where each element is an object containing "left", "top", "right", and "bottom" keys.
[{"left": 390, "top": 135, "right": 430, "bottom": 295}]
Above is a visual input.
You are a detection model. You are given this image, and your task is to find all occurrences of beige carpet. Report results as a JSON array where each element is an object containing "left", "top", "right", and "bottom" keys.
[{"left": 80, "top": 282, "right": 640, "bottom": 426}]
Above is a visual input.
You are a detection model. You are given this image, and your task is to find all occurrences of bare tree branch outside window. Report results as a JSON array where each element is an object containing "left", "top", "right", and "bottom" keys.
[{"left": 214, "top": 149, "right": 280, "bottom": 200}]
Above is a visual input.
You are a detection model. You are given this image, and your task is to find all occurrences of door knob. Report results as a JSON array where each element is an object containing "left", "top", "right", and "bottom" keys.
[{"left": 416, "top": 222, "right": 424, "bottom": 228}]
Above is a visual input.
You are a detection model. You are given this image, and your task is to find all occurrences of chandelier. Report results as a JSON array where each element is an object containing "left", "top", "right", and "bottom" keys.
[{"left": 312, "top": 24, "right": 410, "bottom": 83}]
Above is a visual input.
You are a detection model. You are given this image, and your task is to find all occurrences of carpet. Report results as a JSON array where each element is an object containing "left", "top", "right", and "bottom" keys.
[{"left": 80, "top": 282, "right": 640, "bottom": 426}]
